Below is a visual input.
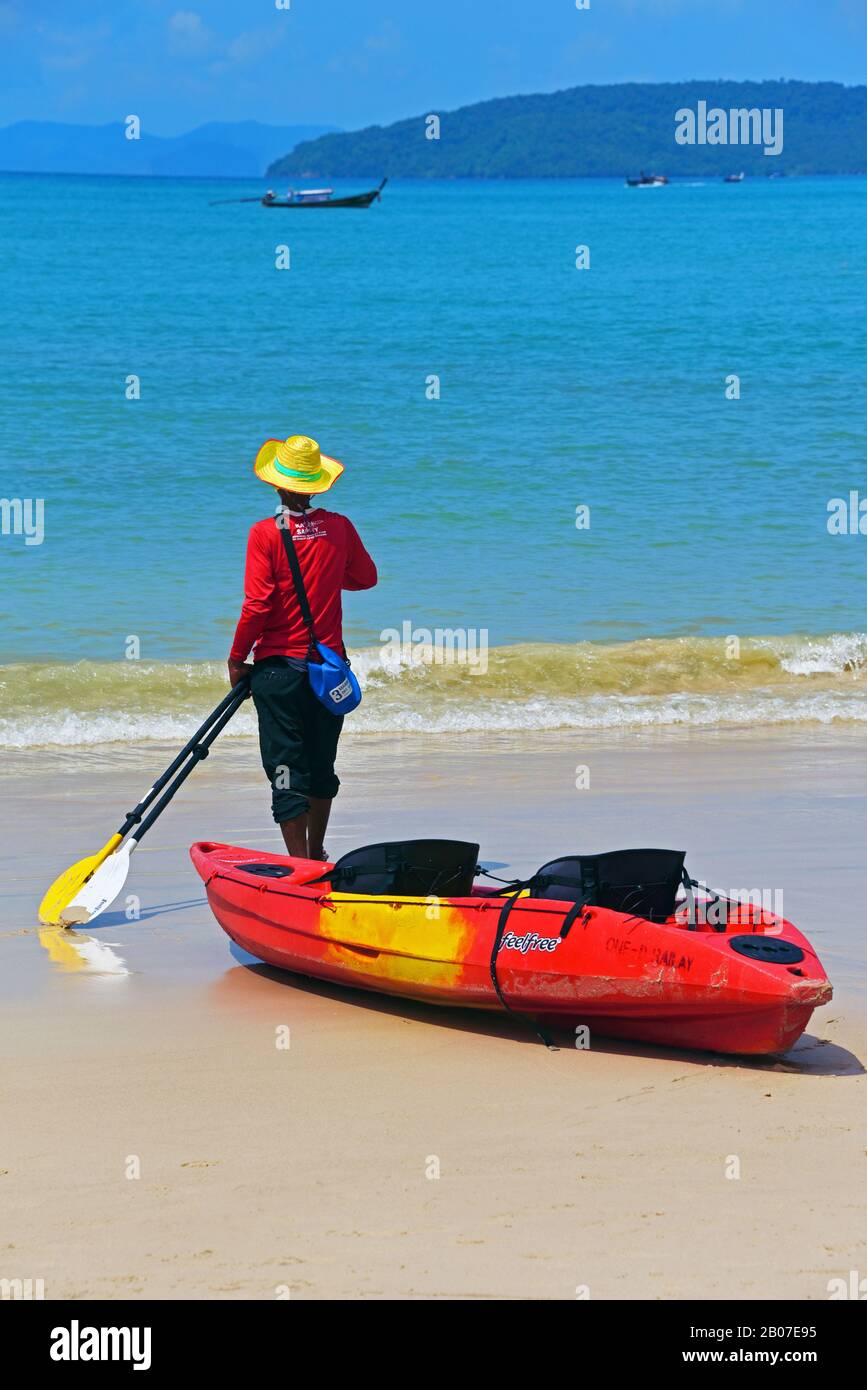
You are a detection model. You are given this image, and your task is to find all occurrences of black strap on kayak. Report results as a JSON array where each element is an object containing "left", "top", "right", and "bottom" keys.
[
  {"left": 277, "top": 516, "right": 318, "bottom": 660},
  {"left": 488, "top": 885, "right": 558, "bottom": 1051},
  {"left": 683, "top": 875, "right": 738, "bottom": 932},
  {"left": 559, "top": 896, "right": 593, "bottom": 939},
  {"left": 475, "top": 868, "right": 523, "bottom": 888},
  {"left": 681, "top": 869, "right": 698, "bottom": 930},
  {"left": 479, "top": 867, "right": 592, "bottom": 942}
]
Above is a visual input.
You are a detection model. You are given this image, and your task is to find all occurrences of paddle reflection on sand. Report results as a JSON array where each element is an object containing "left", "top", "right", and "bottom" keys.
[{"left": 38, "top": 925, "right": 129, "bottom": 976}]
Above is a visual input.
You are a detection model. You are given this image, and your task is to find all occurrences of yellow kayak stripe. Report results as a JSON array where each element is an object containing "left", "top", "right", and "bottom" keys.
[{"left": 318, "top": 896, "right": 479, "bottom": 989}]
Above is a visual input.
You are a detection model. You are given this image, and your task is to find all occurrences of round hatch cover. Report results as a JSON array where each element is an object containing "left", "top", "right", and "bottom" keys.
[{"left": 729, "top": 934, "right": 804, "bottom": 965}]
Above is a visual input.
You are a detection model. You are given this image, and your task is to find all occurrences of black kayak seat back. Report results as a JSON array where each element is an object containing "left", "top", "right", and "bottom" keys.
[
  {"left": 317, "top": 839, "right": 480, "bottom": 898},
  {"left": 531, "top": 848, "right": 686, "bottom": 922}
]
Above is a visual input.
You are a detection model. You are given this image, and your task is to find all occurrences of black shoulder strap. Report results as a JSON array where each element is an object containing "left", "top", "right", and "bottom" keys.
[{"left": 277, "top": 516, "right": 317, "bottom": 656}]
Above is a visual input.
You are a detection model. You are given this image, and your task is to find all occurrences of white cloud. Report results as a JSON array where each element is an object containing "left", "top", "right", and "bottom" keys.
[
  {"left": 226, "top": 27, "right": 282, "bottom": 65},
  {"left": 364, "top": 22, "right": 403, "bottom": 55},
  {"left": 0, "top": 2, "right": 21, "bottom": 35},
  {"left": 166, "top": 13, "right": 286, "bottom": 70},
  {"left": 167, "top": 10, "right": 213, "bottom": 58},
  {"left": 36, "top": 20, "right": 113, "bottom": 74}
]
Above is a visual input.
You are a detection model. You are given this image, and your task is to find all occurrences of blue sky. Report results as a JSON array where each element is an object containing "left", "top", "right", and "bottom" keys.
[{"left": 1, "top": 0, "right": 865, "bottom": 135}]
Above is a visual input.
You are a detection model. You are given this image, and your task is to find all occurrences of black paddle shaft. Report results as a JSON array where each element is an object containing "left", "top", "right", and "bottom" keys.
[{"left": 118, "top": 681, "right": 250, "bottom": 840}]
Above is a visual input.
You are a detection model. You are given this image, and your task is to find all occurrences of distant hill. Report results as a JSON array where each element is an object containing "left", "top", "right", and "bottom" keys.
[
  {"left": 0, "top": 121, "right": 340, "bottom": 177},
  {"left": 268, "top": 80, "right": 867, "bottom": 179}
]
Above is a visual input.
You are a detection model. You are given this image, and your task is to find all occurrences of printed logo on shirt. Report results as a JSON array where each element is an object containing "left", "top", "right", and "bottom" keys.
[{"left": 293, "top": 516, "right": 329, "bottom": 541}]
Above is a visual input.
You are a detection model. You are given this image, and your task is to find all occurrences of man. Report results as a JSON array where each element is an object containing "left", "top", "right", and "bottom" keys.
[{"left": 228, "top": 434, "right": 377, "bottom": 861}]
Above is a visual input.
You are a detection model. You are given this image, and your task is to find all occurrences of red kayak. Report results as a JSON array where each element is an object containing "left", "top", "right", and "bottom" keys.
[{"left": 190, "top": 839, "right": 832, "bottom": 1056}]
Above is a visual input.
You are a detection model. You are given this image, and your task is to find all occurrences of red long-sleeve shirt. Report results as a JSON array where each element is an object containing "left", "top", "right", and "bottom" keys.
[{"left": 229, "top": 509, "right": 377, "bottom": 663}]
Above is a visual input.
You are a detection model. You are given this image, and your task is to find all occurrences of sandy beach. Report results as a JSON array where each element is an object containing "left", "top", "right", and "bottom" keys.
[
  {"left": 2, "top": 726, "right": 865, "bottom": 1300},
  {"left": 4, "top": 0, "right": 867, "bottom": 1331}
]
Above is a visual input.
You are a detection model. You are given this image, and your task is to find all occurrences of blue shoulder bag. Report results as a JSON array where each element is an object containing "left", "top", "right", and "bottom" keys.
[{"left": 278, "top": 518, "right": 362, "bottom": 715}]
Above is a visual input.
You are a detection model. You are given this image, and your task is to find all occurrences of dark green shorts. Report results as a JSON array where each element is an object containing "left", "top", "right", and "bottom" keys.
[{"left": 251, "top": 658, "right": 343, "bottom": 823}]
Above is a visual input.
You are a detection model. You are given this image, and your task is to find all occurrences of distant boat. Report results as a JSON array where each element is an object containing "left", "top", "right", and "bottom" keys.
[
  {"left": 262, "top": 178, "right": 387, "bottom": 209},
  {"left": 626, "top": 172, "right": 668, "bottom": 187},
  {"left": 724, "top": 172, "right": 745, "bottom": 183}
]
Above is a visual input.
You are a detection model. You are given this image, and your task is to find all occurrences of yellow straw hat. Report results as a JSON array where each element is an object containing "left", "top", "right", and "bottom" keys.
[{"left": 254, "top": 434, "right": 344, "bottom": 494}]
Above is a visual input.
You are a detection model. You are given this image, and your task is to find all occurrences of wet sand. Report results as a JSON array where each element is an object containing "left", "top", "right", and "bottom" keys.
[{"left": 1, "top": 728, "right": 865, "bottom": 1299}]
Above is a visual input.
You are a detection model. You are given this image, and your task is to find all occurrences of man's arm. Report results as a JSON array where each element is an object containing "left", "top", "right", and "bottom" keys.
[
  {"left": 342, "top": 518, "right": 377, "bottom": 591},
  {"left": 228, "top": 525, "right": 275, "bottom": 681}
]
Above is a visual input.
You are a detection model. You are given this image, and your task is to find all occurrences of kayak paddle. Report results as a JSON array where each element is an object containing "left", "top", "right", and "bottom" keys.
[{"left": 39, "top": 681, "right": 251, "bottom": 927}]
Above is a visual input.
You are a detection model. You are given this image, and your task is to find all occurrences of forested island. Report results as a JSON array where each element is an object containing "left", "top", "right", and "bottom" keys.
[{"left": 268, "top": 80, "right": 867, "bottom": 180}]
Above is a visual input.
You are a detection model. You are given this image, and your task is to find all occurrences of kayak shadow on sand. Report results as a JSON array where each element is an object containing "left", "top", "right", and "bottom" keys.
[{"left": 214, "top": 944, "right": 863, "bottom": 1076}]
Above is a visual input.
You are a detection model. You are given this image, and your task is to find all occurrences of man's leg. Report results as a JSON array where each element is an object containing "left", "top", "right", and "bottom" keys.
[
  {"left": 305, "top": 698, "right": 344, "bottom": 861},
  {"left": 306, "top": 797, "right": 333, "bottom": 861},
  {"left": 280, "top": 812, "right": 309, "bottom": 856},
  {"left": 251, "top": 662, "right": 312, "bottom": 852}
]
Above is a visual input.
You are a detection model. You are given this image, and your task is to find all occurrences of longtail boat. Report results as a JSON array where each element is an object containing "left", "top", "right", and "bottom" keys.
[
  {"left": 262, "top": 178, "right": 387, "bottom": 209},
  {"left": 626, "top": 172, "right": 668, "bottom": 187}
]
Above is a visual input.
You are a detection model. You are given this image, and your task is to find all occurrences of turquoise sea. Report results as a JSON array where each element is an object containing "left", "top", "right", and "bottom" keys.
[{"left": 1, "top": 172, "right": 866, "bottom": 743}]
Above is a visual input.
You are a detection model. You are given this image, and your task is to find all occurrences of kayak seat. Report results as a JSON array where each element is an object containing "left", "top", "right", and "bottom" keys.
[
  {"left": 311, "top": 839, "right": 480, "bottom": 897},
  {"left": 489, "top": 848, "right": 687, "bottom": 1026},
  {"left": 531, "top": 848, "right": 686, "bottom": 927}
]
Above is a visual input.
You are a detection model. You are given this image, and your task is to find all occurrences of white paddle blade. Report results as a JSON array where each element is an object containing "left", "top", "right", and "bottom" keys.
[{"left": 59, "top": 843, "right": 135, "bottom": 926}]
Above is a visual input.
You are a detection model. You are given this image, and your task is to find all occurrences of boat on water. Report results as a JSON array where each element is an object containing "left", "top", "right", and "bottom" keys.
[
  {"left": 262, "top": 178, "right": 387, "bottom": 209},
  {"left": 724, "top": 172, "right": 745, "bottom": 183},
  {"left": 626, "top": 172, "right": 669, "bottom": 187},
  {"left": 191, "top": 839, "right": 832, "bottom": 1055}
]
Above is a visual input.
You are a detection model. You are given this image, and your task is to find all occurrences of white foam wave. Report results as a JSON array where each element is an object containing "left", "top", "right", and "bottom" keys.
[
  {"left": 0, "top": 707, "right": 260, "bottom": 750},
  {"left": 4, "top": 637, "right": 867, "bottom": 747},
  {"left": 772, "top": 632, "right": 867, "bottom": 677},
  {"left": 5, "top": 690, "right": 867, "bottom": 747},
  {"left": 347, "top": 689, "right": 867, "bottom": 734}
]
